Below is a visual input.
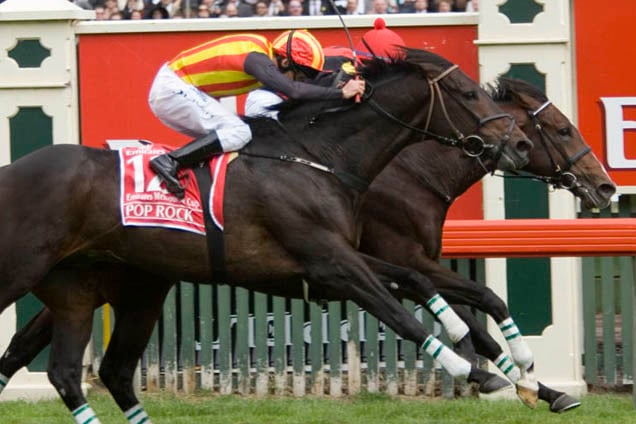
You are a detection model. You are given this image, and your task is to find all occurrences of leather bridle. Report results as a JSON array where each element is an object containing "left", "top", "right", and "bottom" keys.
[
  {"left": 525, "top": 100, "right": 591, "bottom": 190},
  {"left": 364, "top": 63, "right": 516, "bottom": 164}
]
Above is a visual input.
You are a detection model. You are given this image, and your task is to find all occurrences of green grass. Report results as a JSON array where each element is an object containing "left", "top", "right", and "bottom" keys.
[{"left": 0, "top": 390, "right": 634, "bottom": 423}]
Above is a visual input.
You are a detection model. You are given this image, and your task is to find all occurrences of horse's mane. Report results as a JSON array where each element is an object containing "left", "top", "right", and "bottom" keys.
[
  {"left": 486, "top": 77, "right": 549, "bottom": 103},
  {"left": 242, "top": 48, "right": 456, "bottom": 156}
]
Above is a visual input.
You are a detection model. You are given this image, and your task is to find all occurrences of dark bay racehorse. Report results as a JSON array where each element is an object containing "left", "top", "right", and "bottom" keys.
[
  {"left": 358, "top": 77, "right": 615, "bottom": 412},
  {"left": 0, "top": 49, "right": 531, "bottom": 422},
  {"left": 1, "top": 77, "right": 611, "bottom": 418}
]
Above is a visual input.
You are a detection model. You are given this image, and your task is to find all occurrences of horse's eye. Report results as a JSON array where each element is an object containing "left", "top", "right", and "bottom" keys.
[
  {"left": 463, "top": 91, "right": 478, "bottom": 100},
  {"left": 557, "top": 127, "right": 571, "bottom": 137}
]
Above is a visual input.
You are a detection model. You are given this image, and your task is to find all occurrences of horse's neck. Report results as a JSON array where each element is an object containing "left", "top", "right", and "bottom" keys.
[
  {"left": 396, "top": 141, "right": 487, "bottom": 204},
  {"left": 277, "top": 113, "right": 418, "bottom": 188},
  {"left": 278, "top": 75, "right": 431, "bottom": 186}
]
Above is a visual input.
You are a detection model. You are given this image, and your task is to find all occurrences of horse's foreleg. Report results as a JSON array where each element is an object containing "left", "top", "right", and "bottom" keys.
[
  {"left": 402, "top": 263, "right": 538, "bottom": 406},
  {"left": 305, "top": 247, "right": 476, "bottom": 383},
  {"left": 359, "top": 253, "right": 470, "bottom": 345},
  {"left": 0, "top": 308, "right": 54, "bottom": 394},
  {"left": 455, "top": 306, "right": 580, "bottom": 412},
  {"left": 452, "top": 305, "right": 521, "bottom": 382},
  {"left": 538, "top": 381, "right": 581, "bottom": 413},
  {"left": 473, "top": 289, "right": 537, "bottom": 400},
  {"left": 426, "top": 268, "right": 534, "bottom": 364}
]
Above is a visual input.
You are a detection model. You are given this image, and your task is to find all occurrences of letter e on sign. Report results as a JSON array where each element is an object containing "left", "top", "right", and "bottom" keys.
[{"left": 601, "top": 97, "right": 636, "bottom": 169}]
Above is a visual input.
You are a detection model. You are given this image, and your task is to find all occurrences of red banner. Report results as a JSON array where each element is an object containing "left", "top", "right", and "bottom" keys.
[{"left": 574, "top": 0, "right": 636, "bottom": 187}]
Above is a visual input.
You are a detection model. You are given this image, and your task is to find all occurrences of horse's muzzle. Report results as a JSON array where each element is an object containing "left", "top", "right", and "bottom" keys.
[
  {"left": 515, "top": 138, "right": 534, "bottom": 156},
  {"left": 498, "top": 137, "right": 533, "bottom": 171},
  {"left": 575, "top": 181, "right": 616, "bottom": 210}
]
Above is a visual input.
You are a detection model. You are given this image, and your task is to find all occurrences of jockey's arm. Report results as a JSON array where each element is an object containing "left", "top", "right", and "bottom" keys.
[{"left": 244, "top": 52, "right": 344, "bottom": 101}]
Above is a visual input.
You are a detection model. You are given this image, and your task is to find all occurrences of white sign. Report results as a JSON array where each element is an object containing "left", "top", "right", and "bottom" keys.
[{"left": 601, "top": 97, "right": 636, "bottom": 169}]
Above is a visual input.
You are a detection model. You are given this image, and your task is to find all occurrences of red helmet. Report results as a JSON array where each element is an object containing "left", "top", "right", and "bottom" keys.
[{"left": 272, "top": 30, "right": 326, "bottom": 72}]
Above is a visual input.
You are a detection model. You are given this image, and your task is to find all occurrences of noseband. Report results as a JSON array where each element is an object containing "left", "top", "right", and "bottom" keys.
[
  {"left": 528, "top": 101, "right": 591, "bottom": 189},
  {"left": 365, "top": 64, "right": 515, "bottom": 163}
]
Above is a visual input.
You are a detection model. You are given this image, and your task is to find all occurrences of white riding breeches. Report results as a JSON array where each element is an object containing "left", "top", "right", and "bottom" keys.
[
  {"left": 148, "top": 63, "right": 252, "bottom": 151},
  {"left": 244, "top": 89, "right": 284, "bottom": 120}
]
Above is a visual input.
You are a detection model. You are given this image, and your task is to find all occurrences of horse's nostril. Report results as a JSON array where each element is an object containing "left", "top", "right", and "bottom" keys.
[
  {"left": 598, "top": 183, "right": 617, "bottom": 199},
  {"left": 515, "top": 139, "right": 534, "bottom": 153}
]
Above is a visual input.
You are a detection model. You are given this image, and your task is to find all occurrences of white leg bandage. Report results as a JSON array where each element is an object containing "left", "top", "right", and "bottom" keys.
[
  {"left": 0, "top": 372, "right": 8, "bottom": 394},
  {"left": 125, "top": 403, "right": 152, "bottom": 424},
  {"left": 72, "top": 403, "right": 101, "bottom": 424},
  {"left": 499, "top": 317, "right": 533, "bottom": 369},
  {"left": 422, "top": 335, "right": 471, "bottom": 380},
  {"left": 494, "top": 352, "right": 521, "bottom": 383},
  {"left": 426, "top": 294, "right": 469, "bottom": 343}
]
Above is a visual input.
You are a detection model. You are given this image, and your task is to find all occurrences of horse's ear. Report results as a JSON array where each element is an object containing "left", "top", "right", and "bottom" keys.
[
  {"left": 500, "top": 78, "right": 545, "bottom": 111},
  {"left": 506, "top": 86, "right": 535, "bottom": 110}
]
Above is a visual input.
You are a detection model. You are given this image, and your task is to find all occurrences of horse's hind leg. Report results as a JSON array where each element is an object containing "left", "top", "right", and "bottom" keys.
[
  {"left": 0, "top": 308, "right": 53, "bottom": 394},
  {"left": 99, "top": 274, "right": 171, "bottom": 422},
  {"left": 27, "top": 286, "right": 103, "bottom": 423},
  {"left": 48, "top": 308, "right": 100, "bottom": 422}
]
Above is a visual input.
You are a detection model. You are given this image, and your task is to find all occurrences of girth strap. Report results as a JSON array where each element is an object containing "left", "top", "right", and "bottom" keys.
[{"left": 193, "top": 164, "right": 227, "bottom": 283}]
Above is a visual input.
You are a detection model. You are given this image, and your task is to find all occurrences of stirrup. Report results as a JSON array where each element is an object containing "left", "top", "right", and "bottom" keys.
[{"left": 149, "top": 156, "right": 185, "bottom": 199}]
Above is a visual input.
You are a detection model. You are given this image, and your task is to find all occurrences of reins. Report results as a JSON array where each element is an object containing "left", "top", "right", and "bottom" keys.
[
  {"left": 529, "top": 100, "right": 591, "bottom": 189},
  {"left": 364, "top": 64, "right": 515, "bottom": 162},
  {"left": 240, "top": 58, "right": 517, "bottom": 194}
]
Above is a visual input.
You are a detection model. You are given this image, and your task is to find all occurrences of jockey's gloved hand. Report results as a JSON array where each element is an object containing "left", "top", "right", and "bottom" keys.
[{"left": 332, "top": 61, "right": 356, "bottom": 87}]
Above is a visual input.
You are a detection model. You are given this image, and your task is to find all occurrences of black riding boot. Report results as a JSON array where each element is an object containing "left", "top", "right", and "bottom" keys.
[{"left": 150, "top": 131, "right": 224, "bottom": 199}]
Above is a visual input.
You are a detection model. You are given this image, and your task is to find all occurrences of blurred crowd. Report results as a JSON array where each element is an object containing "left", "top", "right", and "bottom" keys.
[{"left": 69, "top": 0, "right": 477, "bottom": 20}]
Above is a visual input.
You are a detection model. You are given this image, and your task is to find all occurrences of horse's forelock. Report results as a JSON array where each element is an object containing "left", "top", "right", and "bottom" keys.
[{"left": 488, "top": 77, "right": 549, "bottom": 104}]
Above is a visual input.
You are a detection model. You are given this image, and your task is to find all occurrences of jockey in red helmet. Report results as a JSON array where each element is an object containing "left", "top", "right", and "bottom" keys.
[
  {"left": 245, "top": 19, "right": 404, "bottom": 120},
  {"left": 148, "top": 30, "right": 365, "bottom": 199}
]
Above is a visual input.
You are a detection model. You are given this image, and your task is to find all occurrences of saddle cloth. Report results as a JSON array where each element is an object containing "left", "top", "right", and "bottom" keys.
[{"left": 116, "top": 142, "right": 235, "bottom": 234}]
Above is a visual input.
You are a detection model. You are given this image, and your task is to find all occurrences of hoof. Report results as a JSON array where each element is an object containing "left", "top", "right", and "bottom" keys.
[
  {"left": 550, "top": 393, "right": 581, "bottom": 413},
  {"left": 516, "top": 384, "right": 538, "bottom": 409},
  {"left": 479, "top": 374, "right": 511, "bottom": 394}
]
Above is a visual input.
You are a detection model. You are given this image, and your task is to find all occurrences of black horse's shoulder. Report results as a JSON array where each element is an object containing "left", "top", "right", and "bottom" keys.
[{"left": 241, "top": 115, "right": 295, "bottom": 155}]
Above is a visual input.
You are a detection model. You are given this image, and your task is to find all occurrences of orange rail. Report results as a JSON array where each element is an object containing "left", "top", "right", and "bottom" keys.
[
  {"left": 440, "top": 217, "right": 636, "bottom": 407},
  {"left": 441, "top": 218, "right": 636, "bottom": 258}
]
